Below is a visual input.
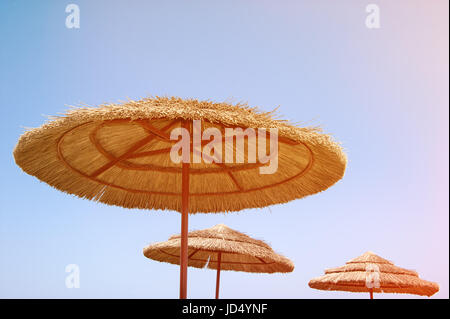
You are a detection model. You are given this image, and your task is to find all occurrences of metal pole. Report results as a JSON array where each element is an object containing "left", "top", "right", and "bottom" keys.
[
  {"left": 215, "top": 252, "right": 222, "bottom": 299},
  {"left": 180, "top": 120, "right": 190, "bottom": 299}
]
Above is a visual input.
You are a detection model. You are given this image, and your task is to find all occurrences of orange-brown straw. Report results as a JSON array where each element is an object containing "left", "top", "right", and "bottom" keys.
[{"left": 309, "top": 251, "right": 439, "bottom": 298}]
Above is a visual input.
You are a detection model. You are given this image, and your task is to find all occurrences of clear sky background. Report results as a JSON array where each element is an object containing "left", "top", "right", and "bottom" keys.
[{"left": 0, "top": 1, "right": 448, "bottom": 298}]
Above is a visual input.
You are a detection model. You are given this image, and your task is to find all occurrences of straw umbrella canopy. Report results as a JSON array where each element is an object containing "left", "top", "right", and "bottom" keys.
[
  {"left": 308, "top": 251, "right": 439, "bottom": 298},
  {"left": 143, "top": 224, "right": 294, "bottom": 298},
  {"left": 13, "top": 96, "right": 347, "bottom": 298}
]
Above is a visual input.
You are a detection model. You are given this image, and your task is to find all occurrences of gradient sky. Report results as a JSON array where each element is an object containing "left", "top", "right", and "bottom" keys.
[{"left": 0, "top": 0, "right": 448, "bottom": 298}]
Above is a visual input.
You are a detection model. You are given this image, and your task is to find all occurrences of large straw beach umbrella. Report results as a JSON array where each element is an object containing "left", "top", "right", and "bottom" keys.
[
  {"left": 143, "top": 224, "right": 294, "bottom": 298},
  {"left": 13, "top": 96, "right": 346, "bottom": 298},
  {"left": 308, "top": 251, "right": 439, "bottom": 298}
]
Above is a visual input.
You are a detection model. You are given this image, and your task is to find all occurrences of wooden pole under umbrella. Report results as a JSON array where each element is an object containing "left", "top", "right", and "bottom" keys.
[
  {"left": 369, "top": 288, "right": 373, "bottom": 299},
  {"left": 180, "top": 120, "right": 190, "bottom": 299},
  {"left": 215, "top": 252, "right": 222, "bottom": 299}
]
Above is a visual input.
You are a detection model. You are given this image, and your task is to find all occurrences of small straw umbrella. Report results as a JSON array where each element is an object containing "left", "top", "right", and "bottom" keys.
[
  {"left": 308, "top": 251, "right": 439, "bottom": 299},
  {"left": 13, "top": 96, "right": 346, "bottom": 298},
  {"left": 143, "top": 224, "right": 294, "bottom": 298}
]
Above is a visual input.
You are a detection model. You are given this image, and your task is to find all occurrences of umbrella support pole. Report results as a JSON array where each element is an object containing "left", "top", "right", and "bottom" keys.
[
  {"left": 369, "top": 289, "right": 373, "bottom": 299},
  {"left": 215, "top": 252, "right": 222, "bottom": 299},
  {"left": 180, "top": 120, "right": 190, "bottom": 299}
]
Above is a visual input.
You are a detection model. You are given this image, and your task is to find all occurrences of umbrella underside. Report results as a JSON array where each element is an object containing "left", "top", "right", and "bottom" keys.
[
  {"left": 309, "top": 271, "right": 439, "bottom": 296},
  {"left": 17, "top": 116, "right": 345, "bottom": 213},
  {"left": 151, "top": 246, "right": 291, "bottom": 273},
  {"left": 143, "top": 224, "right": 294, "bottom": 273}
]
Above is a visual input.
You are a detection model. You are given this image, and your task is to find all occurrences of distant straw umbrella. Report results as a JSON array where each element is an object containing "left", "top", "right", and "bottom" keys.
[
  {"left": 308, "top": 251, "right": 439, "bottom": 299},
  {"left": 143, "top": 224, "right": 294, "bottom": 298},
  {"left": 13, "top": 96, "right": 346, "bottom": 298}
]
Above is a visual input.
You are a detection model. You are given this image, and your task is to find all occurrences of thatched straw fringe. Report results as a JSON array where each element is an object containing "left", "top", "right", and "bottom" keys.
[
  {"left": 14, "top": 97, "right": 347, "bottom": 213},
  {"left": 308, "top": 252, "right": 439, "bottom": 297},
  {"left": 143, "top": 224, "right": 294, "bottom": 273},
  {"left": 309, "top": 272, "right": 439, "bottom": 296}
]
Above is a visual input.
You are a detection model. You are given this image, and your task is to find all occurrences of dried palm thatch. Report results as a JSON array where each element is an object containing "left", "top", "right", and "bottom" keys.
[
  {"left": 308, "top": 251, "right": 439, "bottom": 297},
  {"left": 13, "top": 96, "right": 346, "bottom": 213},
  {"left": 143, "top": 224, "right": 294, "bottom": 273}
]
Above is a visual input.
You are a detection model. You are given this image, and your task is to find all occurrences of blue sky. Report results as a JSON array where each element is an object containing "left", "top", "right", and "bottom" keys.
[{"left": 0, "top": 0, "right": 448, "bottom": 298}]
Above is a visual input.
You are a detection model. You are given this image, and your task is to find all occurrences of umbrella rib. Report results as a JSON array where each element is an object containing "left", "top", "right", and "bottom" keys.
[
  {"left": 88, "top": 118, "right": 264, "bottom": 190},
  {"left": 202, "top": 149, "right": 243, "bottom": 191},
  {"left": 89, "top": 120, "right": 178, "bottom": 177},
  {"left": 192, "top": 147, "right": 244, "bottom": 191},
  {"left": 58, "top": 121, "right": 314, "bottom": 197},
  {"left": 127, "top": 147, "right": 173, "bottom": 158},
  {"left": 226, "top": 171, "right": 243, "bottom": 191},
  {"left": 90, "top": 133, "right": 172, "bottom": 163},
  {"left": 188, "top": 249, "right": 199, "bottom": 259},
  {"left": 98, "top": 118, "right": 298, "bottom": 148},
  {"left": 137, "top": 120, "right": 174, "bottom": 141},
  {"left": 117, "top": 145, "right": 264, "bottom": 175},
  {"left": 89, "top": 134, "right": 156, "bottom": 177},
  {"left": 97, "top": 119, "right": 298, "bottom": 157},
  {"left": 256, "top": 257, "right": 268, "bottom": 264},
  {"left": 158, "top": 249, "right": 276, "bottom": 266},
  {"left": 59, "top": 151, "right": 312, "bottom": 197}
]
